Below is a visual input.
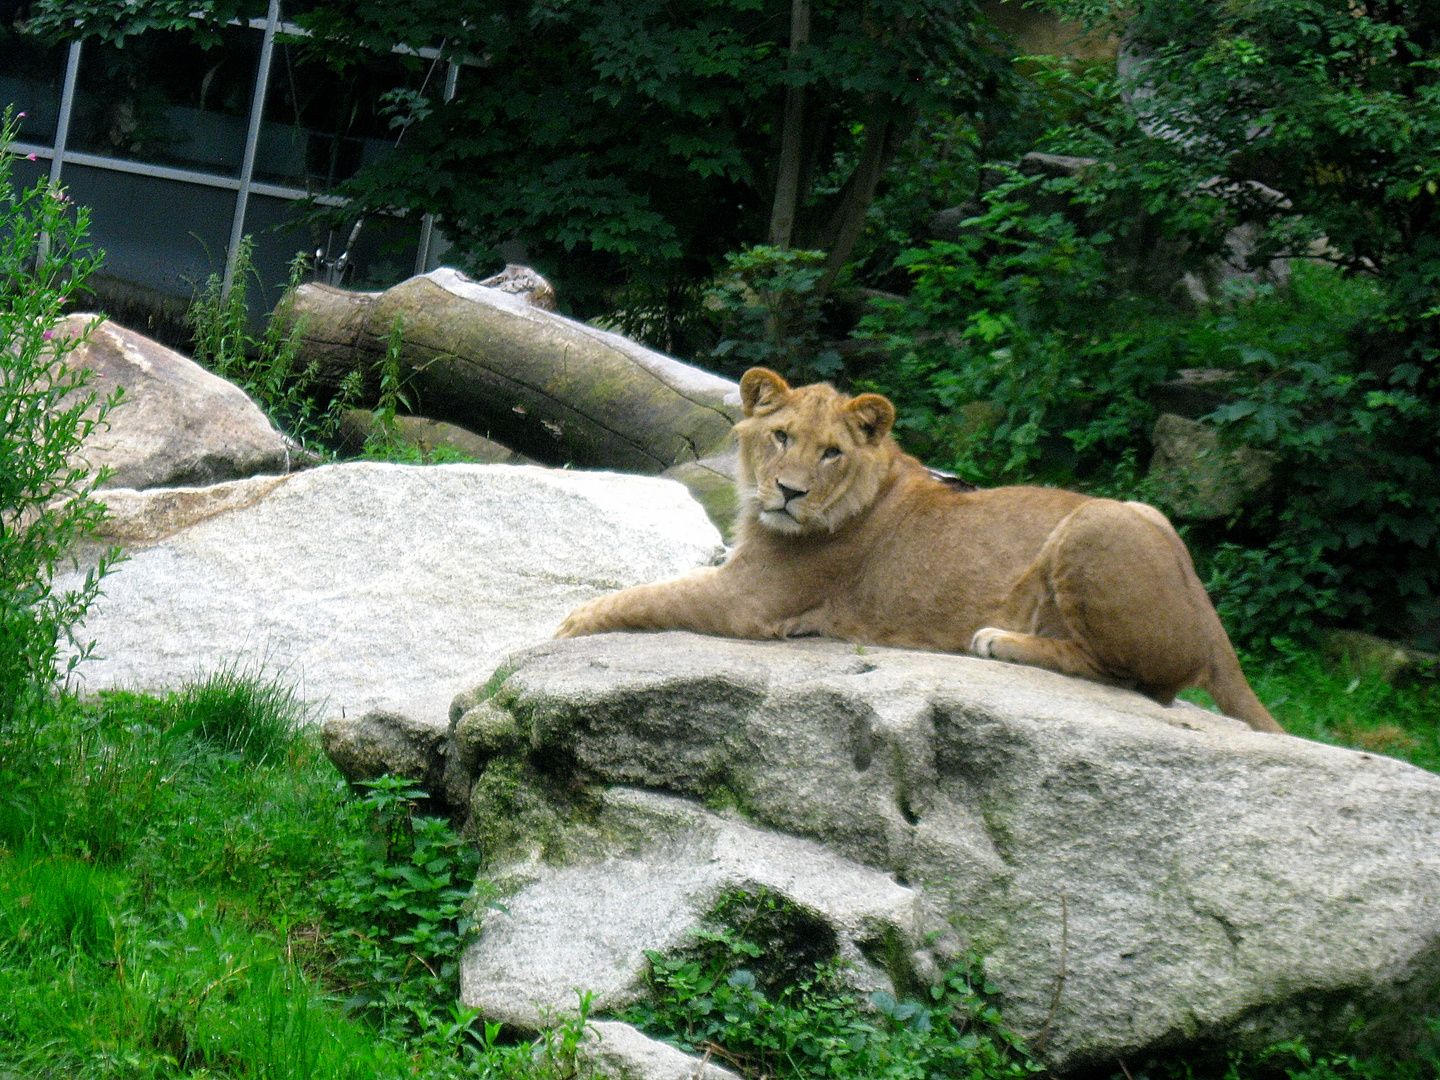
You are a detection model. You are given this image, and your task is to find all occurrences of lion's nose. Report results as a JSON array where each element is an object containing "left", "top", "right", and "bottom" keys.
[{"left": 777, "top": 482, "right": 807, "bottom": 504}]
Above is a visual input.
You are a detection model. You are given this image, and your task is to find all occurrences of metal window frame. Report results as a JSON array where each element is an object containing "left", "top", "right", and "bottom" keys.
[
  {"left": 16, "top": 2, "right": 463, "bottom": 297},
  {"left": 221, "top": 0, "right": 281, "bottom": 297}
]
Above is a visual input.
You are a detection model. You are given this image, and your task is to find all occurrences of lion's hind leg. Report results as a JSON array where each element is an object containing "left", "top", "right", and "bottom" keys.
[{"left": 971, "top": 499, "right": 1216, "bottom": 705}]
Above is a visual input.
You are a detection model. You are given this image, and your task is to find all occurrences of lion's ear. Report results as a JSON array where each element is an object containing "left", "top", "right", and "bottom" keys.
[
  {"left": 847, "top": 393, "right": 895, "bottom": 443},
  {"left": 741, "top": 368, "right": 792, "bottom": 416}
]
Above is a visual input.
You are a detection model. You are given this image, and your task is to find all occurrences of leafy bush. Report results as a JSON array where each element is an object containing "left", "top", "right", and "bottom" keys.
[
  {"left": 623, "top": 888, "right": 1039, "bottom": 1080},
  {"left": 864, "top": 80, "right": 1440, "bottom": 648},
  {"left": 707, "top": 246, "right": 844, "bottom": 384},
  {"left": 860, "top": 172, "right": 1174, "bottom": 488},
  {"left": 1044, "top": 0, "right": 1440, "bottom": 646},
  {"left": 319, "top": 775, "right": 487, "bottom": 1041},
  {"left": 0, "top": 111, "right": 121, "bottom": 731}
]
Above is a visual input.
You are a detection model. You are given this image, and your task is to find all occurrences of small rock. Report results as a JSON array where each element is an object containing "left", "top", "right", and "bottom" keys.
[
  {"left": 321, "top": 710, "right": 449, "bottom": 797},
  {"left": 581, "top": 1021, "right": 743, "bottom": 1080},
  {"left": 1147, "top": 412, "right": 1275, "bottom": 519},
  {"left": 1147, "top": 368, "right": 1240, "bottom": 420},
  {"left": 1322, "top": 629, "right": 1439, "bottom": 683}
]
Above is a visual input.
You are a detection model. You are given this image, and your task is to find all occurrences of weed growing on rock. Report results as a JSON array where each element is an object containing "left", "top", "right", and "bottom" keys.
[
  {"left": 187, "top": 241, "right": 346, "bottom": 450},
  {"left": 622, "top": 887, "right": 1040, "bottom": 1080},
  {"left": 360, "top": 317, "right": 411, "bottom": 457}
]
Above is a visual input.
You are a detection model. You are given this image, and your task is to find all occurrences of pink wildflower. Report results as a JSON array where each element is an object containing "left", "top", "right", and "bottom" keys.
[
  {"left": 26, "top": 154, "right": 37, "bottom": 161},
  {"left": 17, "top": 112, "right": 25, "bottom": 118},
  {"left": 42, "top": 329, "right": 53, "bottom": 340}
]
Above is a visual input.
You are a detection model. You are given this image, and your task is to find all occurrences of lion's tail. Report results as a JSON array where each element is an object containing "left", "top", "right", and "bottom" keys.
[{"left": 1203, "top": 645, "right": 1285, "bottom": 734}]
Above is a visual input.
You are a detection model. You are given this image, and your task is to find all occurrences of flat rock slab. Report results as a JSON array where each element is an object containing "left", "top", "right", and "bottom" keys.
[
  {"left": 462, "top": 632, "right": 1440, "bottom": 1068},
  {"left": 60, "top": 463, "right": 722, "bottom": 725}
]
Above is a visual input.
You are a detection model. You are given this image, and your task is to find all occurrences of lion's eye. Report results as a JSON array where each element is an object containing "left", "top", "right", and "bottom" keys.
[
  {"left": 821, "top": 446, "right": 841, "bottom": 461},
  {"left": 774, "top": 430, "right": 789, "bottom": 447}
]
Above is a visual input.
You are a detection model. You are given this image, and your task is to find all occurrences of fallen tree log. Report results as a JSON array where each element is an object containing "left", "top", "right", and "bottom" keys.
[{"left": 283, "top": 268, "right": 742, "bottom": 475}]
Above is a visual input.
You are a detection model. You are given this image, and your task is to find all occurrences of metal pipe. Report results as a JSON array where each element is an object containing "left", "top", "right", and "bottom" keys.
[
  {"left": 12, "top": 141, "right": 353, "bottom": 205},
  {"left": 48, "top": 38, "right": 82, "bottom": 187},
  {"left": 222, "top": 0, "right": 281, "bottom": 299},
  {"left": 414, "top": 60, "right": 461, "bottom": 275}
]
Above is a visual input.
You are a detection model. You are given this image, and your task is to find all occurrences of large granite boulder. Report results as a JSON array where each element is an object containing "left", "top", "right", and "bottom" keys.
[
  {"left": 57, "top": 463, "right": 723, "bottom": 729},
  {"left": 56, "top": 313, "right": 292, "bottom": 488},
  {"left": 447, "top": 632, "right": 1440, "bottom": 1071}
]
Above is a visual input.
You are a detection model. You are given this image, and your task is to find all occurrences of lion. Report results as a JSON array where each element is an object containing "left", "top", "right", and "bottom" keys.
[{"left": 557, "top": 367, "right": 1284, "bottom": 734}]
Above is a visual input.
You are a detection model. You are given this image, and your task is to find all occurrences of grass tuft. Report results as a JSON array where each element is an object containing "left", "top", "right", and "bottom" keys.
[{"left": 162, "top": 660, "right": 314, "bottom": 766}]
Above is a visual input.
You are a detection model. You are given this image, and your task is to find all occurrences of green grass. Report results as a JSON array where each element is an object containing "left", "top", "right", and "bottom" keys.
[
  {"left": 0, "top": 656, "right": 1435, "bottom": 1080},
  {"left": 0, "top": 668, "right": 584, "bottom": 1080},
  {"left": 0, "top": 850, "right": 419, "bottom": 1080},
  {"left": 1181, "top": 655, "right": 1440, "bottom": 772}
]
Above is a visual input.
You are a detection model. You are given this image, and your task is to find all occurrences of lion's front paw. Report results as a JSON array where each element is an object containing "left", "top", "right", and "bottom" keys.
[
  {"left": 970, "top": 627, "right": 1011, "bottom": 660},
  {"left": 555, "top": 601, "right": 603, "bottom": 638}
]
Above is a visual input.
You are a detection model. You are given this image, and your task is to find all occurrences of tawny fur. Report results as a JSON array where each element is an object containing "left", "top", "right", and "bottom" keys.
[{"left": 557, "top": 368, "right": 1283, "bottom": 734}]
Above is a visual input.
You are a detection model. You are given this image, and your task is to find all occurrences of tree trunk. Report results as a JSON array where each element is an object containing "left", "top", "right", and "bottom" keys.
[
  {"left": 283, "top": 268, "right": 742, "bottom": 474},
  {"left": 769, "top": 0, "right": 811, "bottom": 250},
  {"left": 813, "top": 110, "right": 912, "bottom": 295}
]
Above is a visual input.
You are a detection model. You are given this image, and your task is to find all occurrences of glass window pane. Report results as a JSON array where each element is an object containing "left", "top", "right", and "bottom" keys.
[
  {"left": 0, "top": 25, "right": 69, "bottom": 145},
  {"left": 243, "top": 193, "right": 420, "bottom": 315},
  {"left": 61, "top": 164, "right": 233, "bottom": 298},
  {"left": 256, "top": 41, "right": 422, "bottom": 192},
  {"left": 69, "top": 26, "right": 261, "bottom": 178}
]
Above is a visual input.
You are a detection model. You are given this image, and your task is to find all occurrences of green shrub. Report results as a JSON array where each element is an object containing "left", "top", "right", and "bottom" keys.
[
  {"left": 1128, "top": 1028, "right": 1440, "bottom": 1080},
  {"left": 318, "top": 775, "right": 488, "bottom": 1040},
  {"left": 863, "top": 153, "right": 1440, "bottom": 649},
  {"left": 1046, "top": 0, "right": 1440, "bottom": 646},
  {"left": 0, "top": 109, "right": 121, "bottom": 732},
  {"left": 708, "top": 246, "right": 844, "bottom": 384},
  {"left": 859, "top": 173, "right": 1174, "bottom": 488},
  {"left": 622, "top": 888, "right": 1039, "bottom": 1080},
  {"left": 0, "top": 850, "right": 122, "bottom": 961}
]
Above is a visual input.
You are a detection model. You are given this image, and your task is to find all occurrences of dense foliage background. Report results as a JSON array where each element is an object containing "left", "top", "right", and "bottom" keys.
[{"left": 22, "top": 0, "right": 1440, "bottom": 648}]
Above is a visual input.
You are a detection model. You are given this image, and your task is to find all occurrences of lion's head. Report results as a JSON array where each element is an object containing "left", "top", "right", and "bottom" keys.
[{"left": 733, "top": 368, "right": 899, "bottom": 535}]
